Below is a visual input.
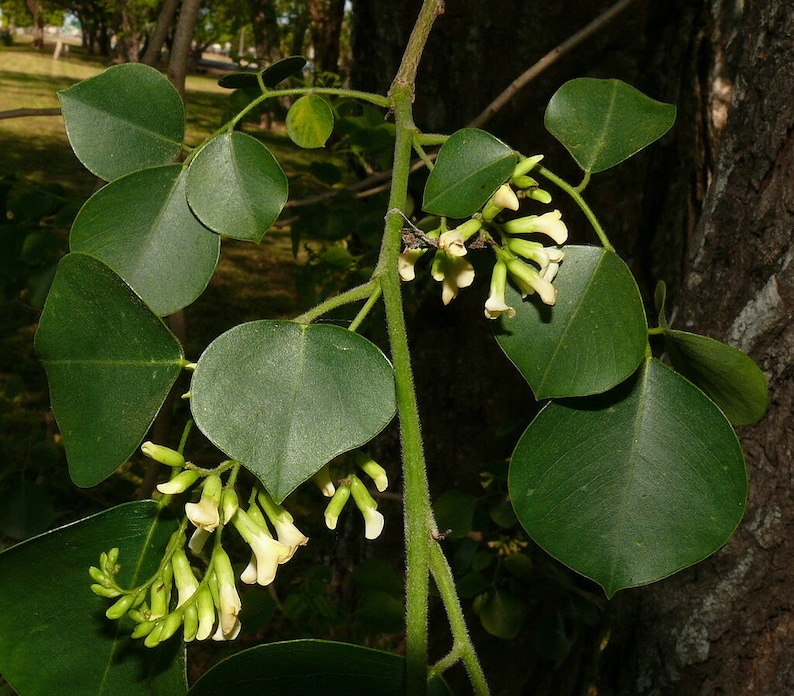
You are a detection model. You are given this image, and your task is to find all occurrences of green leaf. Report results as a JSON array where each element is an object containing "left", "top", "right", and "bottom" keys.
[
  {"left": 217, "top": 56, "right": 307, "bottom": 89},
  {"left": 186, "top": 132, "right": 289, "bottom": 243},
  {"left": 544, "top": 78, "right": 676, "bottom": 173},
  {"left": 58, "top": 63, "right": 184, "bottom": 182},
  {"left": 286, "top": 94, "right": 335, "bottom": 148},
  {"left": 664, "top": 329, "right": 768, "bottom": 425},
  {"left": 70, "top": 164, "right": 221, "bottom": 316},
  {"left": 0, "top": 501, "right": 186, "bottom": 696},
  {"left": 422, "top": 128, "right": 517, "bottom": 218},
  {"left": 475, "top": 590, "right": 527, "bottom": 640},
  {"left": 509, "top": 358, "right": 747, "bottom": 598},
  {"left": 190, "top": 321, "right": 396, "bottom": 502},
  {"left": 495, "top": 245, "right": 647, "bottom": 399},
  {"left": 187, "top": 640, "right": 451, "bottom": 696},
  {"left": 34, "top": 253, "right": 184, "bottom": 487}
]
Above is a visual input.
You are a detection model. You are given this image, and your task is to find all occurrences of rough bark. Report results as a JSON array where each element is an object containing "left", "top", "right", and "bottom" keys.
[{"left": 599, "top": 1, "right": 794, "bottom": 693}]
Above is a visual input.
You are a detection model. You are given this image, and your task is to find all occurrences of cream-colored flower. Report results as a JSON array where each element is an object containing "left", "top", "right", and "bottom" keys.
[
  {"left": 185, "top": 474, "right": 222, "bottom": 533},
  {"left": 210, "top": 549, "right": 241, "bottom": 641},
  {"left": 437, "top": 230, "right": 467, "bottom": 257},
  {"left": 257, "top": 490, "right": 309, "bottom": 562},
  {"left": 431, "top": 251, "right": 475, "bottom": 305},
  {"left": 484, "top": 261, "right": 516, "bottom": 320},
  {"left": 349, "top": 475, "right": 384, "bottom": 540},
  {"left": 313, "top": 464, "right": 336, "bottom": 498},
  {"left": 156, "top": 469, "right": 199, "bottom": 495},
  {"left": 502, "top": 209, "right": 568, "bottom": 245},
  {"left": 195, "top": 584, "right": 216, "bottom": 641},
  {"left": 171, "top": 549, "right": 199, "bottom": 608},
  {"left": 492, "top": 183, "right": 520, "bottom": 211},
  {"left": 505, "top": 257, "right": 557, "bottom": 305},
  {"left": 398, "top": 248, "right": 426, "bottom": 281},
  {"left": 232, "top": 507, "right": 291, "bottom": 586}
]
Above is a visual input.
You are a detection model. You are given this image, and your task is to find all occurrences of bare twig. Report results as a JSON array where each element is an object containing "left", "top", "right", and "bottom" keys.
[
  {"left": 469, "top": 0, "right": 639, "bottom": 128},
  {"left": 0, "top": 108, "right": 61, "bottom": 120}
]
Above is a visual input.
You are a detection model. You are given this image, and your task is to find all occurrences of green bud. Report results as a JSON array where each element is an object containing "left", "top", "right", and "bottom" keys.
[
  {"left": 150, "top": 573, "right": 172, "bottom": 619},
  {"left": 352, "top": 452, "right": 389, "bottom": 492},
  {"left": 324, "top": 481, "right": 351, "bottom": 531},
  {"left": 526, "top": 187, "right": 552, "bottom": 204},
  {"left": 156, "top": 469, "right": 200, "bottom": 495},
  {"left": 106, "top": 593, "right": 136, "bottom": 620},
  {"left": 143, "top": 621, "right": 166, "bottom": 648},
  {"left": 89, "top": 566, "right": 111, "bottom": 585},
  {"left": 131, "top": 619, "right": 157, "bottom": 639},
  {"left": 454, "top": 217, "right": 483, "bottom": 242},
  {"left": 511, "top": 175, "right": 538, "bottom": 189},
  {"left": 511, "top": 154, "right": 544, "bottom": 179},
  {"left": 158, "top": 610, "right": 184, "bottom": 643},
  {"left": 141, "top": 441, "right": 185, "bottom": 468},
  {"left": 91, "top": 583, "right": 121, "bottom": 599},
  {"left": 183, "top": 603, "right": 199, "bottom": 643},
  {"left": 128, "top": 609, "right": 147, "bottom": 624}
]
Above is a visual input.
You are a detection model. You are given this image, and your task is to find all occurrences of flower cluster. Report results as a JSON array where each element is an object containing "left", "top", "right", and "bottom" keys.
[
  {"left": 398, "top": 154, "right": 568, "bottom": 318},
  {"left": 90, "top": 443, "right": 387, "bottom": 647}
]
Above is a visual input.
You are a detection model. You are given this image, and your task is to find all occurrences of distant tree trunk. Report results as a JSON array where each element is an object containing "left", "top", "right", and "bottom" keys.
[
  {"left": 597, "top": 1, "right": 794, "bottom": 693},
  {"left": 114, "top": 1, "right": 140, "bottom": 62},
  {"left": 25, "top": 0, "right": 43, "bottom": 49},
  {"left": 141, "top": 0, "right": 180, "bottom": 66},
  {"left": 248, "top": 0, "right": 282, "bottom": 63},
  {"left": 308, "top": 0, "right": 345, "bottom": 74}
]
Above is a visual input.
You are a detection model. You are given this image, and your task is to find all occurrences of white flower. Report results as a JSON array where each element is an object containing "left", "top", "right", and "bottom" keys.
[
  {"left": 349, "top": 475, "right": 384, "bottom": 540},
  {"left": 232, "top": 507, "right": 291, "bottom": 586},
  {"left": 492, "top": 183, "right": 520, "bottom": 211},
  {"left": 211, "top": 548, "right": 241, "bottom": 640},
  {"left": 505, "top": 238, "right": 564, "bottom": 277},
  {"left": 187, "top": 527, "right": 211, "bottom": 555},
  {"left": 502, "top": 209, "right": 568, "bottom": 245},
  {"left": 185, "top": 474, "right": 222, "bottom": 533},
  {"left": 195, "top": 585, "right": 216, "bottom": 641},
  {"left": 505, "top": 257, "right": 557, "bottom": 305},
  {"left": 257, "top": 490, "right": 309, "bottom": 562},
  {"left": 431, "top": 251, "right": 475, "bottom": 305},
  {"left": 437, "top": 230, "right": 467, "bottom": 256},
  {"left": 398, "top": 248, "right": 426, "bottom": 281},
  {"left": 171, "top": 549, "right": 199, "bottom": 608},
  {"left": 484, "top": 261, "right": 516, "bottom": 320}
]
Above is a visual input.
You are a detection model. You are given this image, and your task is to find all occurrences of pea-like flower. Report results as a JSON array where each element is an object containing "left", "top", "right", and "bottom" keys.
[
  {"left": 257, "top": 489, "right": 309, "bottom": 561},
  {"left": 185, "top": 474, "right": 222, "bottom": 533},
  {"left": 505, "top": 257, "right": 557, "bottom": 305},
  {"left": 156, "top": 469, "right": 199, "bottom": 495},
  {"left": 502, "top": 210, "right": 568, "bottom": 245},
  {"left": 398, "top": 248, "right": 426, "bottom": 281},
  {"left": 349, "top": 475, "right": 384, "bottom": 540},
  {"left": 171, "top": 548, "right": 199, "bottom": 608},
  {"left": 232, "top": 506, "right": 291, "bottom": 586},
  {"left": 484, "top": 261, "right": 516, "bottom": 320},
  {"left": 431, "top": 251, "right": 475, "bottom": 305},
  {"left": 210, "top": 548, "right": 241, "bottom": 641}
]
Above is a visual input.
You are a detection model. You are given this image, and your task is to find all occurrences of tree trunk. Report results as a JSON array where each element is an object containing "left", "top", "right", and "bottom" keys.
[
  {"left": 308, "top": 0, "right": 346, "bottom": 74},
  {"left": 248, "top": 0, "right": 282, "bottom": 63},
  {"left": 598, "top": 1, "right": 794, "bottom": 693}
]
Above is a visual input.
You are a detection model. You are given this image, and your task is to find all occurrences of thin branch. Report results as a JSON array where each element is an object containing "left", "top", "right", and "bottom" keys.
[
  {"left": 468, "top": 0, "right": 639, "bottom": 128},
  {"left": 0, "top": 108, "right": 61, "bottom": 120}
]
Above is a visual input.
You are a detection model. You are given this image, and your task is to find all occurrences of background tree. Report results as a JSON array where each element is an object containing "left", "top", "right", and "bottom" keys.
[{"left": 351, "top": 0, "right": 791, "bottom": 693}]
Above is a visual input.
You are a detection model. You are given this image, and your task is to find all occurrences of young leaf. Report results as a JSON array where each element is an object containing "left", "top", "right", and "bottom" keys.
[
  {"left": 34, "top": 253, "right": 184, "bottom": 488},
  {"left": 0, "top": 501, "right": 186, "bottom": 696},
  {"left": 58, "top": 63, "right": 185, "bottom": 182},
  {"left": 70, "top": 164, "right": 221, "bottom": 316},
  {"left": 186, "top": 132, "right": 289, "bottom": 243},
  {"left": 218, "top": 56, "right": 308, "bottom": 89},
  {"left": 545, "top": 78, "right": 676, "bottom": 173},
  {"left": 422, "top": 128, "right": 517, "bottom": 218},
  {"left": 476, "top": 589, "right": 528, "bottom": 640},
  {"left": 664, "top": 329, "right": 769, "bottom": 425},
  {"left": 494, "top": 245, "right": 647, "bottom": 399},
  {"left": 509, "top": 358, "right": 747, "bottom": 598},
  {"left": 187, "top": 640, "right": 451, "bottom": 695},
  {"left": 286, "top": 94, "right": 335, "bottom": 148},
  {"left": 189, "top": 321, "right": 396, "bottom": 502}
]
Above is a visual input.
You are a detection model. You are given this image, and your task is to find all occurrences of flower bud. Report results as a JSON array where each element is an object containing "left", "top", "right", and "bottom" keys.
[
  {"left": 196, "top": 584, "right": 216, "bottom": 641},
  {"left": 352, "top": 452, "right": 389, "bottom": 492},
  {"left": 89, "top": 566, "right": 111, "bottom": 586},
  {"left": 156, "top": 469, "right": 200, "bottom": 495},
  {"left": 349, "top": 475, "right": 385, "bottom": 540},
  {"left": 158, "top": 609, "right": 184, "bottom": 643},
  {"left": 106, "top": 593, "right": 136, "bottom": 620},
  {"left": 143, "top": 620, "right": 166, "bottom": 648},
  {"left": 526, "top": 187, "right": 553, "bottom": 204},
  {"left": 141, "top": 441, "right": 185, "bottom": 468},
  {"left": 324, "top": 482, "right": 351, "bottom": 531},
  {"left": 183, "top": 602, "right": 199, "bottom": 642},
  {"left": 131, "top": 619, "right": 157, "bottom": 639},
  {"left": 185, "top": 474, "right": 222, "bottom": 533},
  {"left": 313, "top": 464, "right": 336, "bottom": 497},
  {"left": 484, "top": 261, "right": 516, "bottom": 320},
  {"left": 91, "top": 583, "right": 121, "bottom": 599},
  {"left": 453, "top": 217, "right": 484, "bottom": 241},
  {"left": 511, "top": 154, "right": 544, "bottom": 179}
]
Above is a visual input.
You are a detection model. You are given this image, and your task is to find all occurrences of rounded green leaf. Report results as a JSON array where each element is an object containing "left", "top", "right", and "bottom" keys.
[
  {"left": 664, "top": 329, "right": 769, "bottom": 425},
  {"left": 509, "top": 358, "right": 747, "bottom": 598},
  {"left": 477, "top": 589, "right": 528, "bottom": 640},
  {"left": 190, "top": 321, "right": 396, "bottom": 502},
  {"left": 71, "top": 164, "right": 221, "bottom": 316},
  {"left": 218, "top": 56, "right": 307, "bottom": 89},
  {"left": 186, "top": 132, "right": 288, "bottom": 242},
  {"left": 544, "top": 78, "right": 676, "bottom": 173},
  {"left": 422, "top": 128, "right": 517, "bottom": 218},
  {"left": 286, "top": 94, "right": 334, "bottom": 148},
  {"left": 58, "top": 63, "right": 185, "bottom": 182},
  {"left": 187, "top": 640, "right": 451, "bottom": 696},
  {"left": 495, "top": 245, "right": 647, "bottom": 399},
  {"left": 34, "top": 253, "right": 184, "bottom": 487},
  {"left": 0, "top": 501, "right": 185, "bottom": 696}
]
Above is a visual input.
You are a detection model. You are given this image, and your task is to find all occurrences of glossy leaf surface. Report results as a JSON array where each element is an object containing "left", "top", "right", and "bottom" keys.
[
  {"left": 59, "top": 63, "right": 184, "bottom": 181},
  {"left": 0, "top": 501, "right": 185, "bottom": 696},
  {"left": 509, "top": 358, "right": 747, "bottom": 598},
  {"left": 545, "top": 78, "right": 676, "bottom": 173},
  {"left": 190, "top": 321, "right": 396, "bottom": 502},
  {"left": 495, "top": 245, "right": 647, "bottom": 399},
  {"left": 34, "top": 253, "right": 184, "bottom": 487},
  {"left": 423, "top": 128, "right": 517, "bottom": 218},
  {"left": 664, "top": 329, "right": 768, "bottom": 425},
  {"left": 286, "top": 94, "right": 334, "bottom": 148},
  {"left": 187, "top": 640, "right": 451, "bottom": 696},
  {"left": 186, "top": 132, "right": 288, "bottom": 242},
  {"left": 71, "top": 164, "right": 220, "bottom": 316}
]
